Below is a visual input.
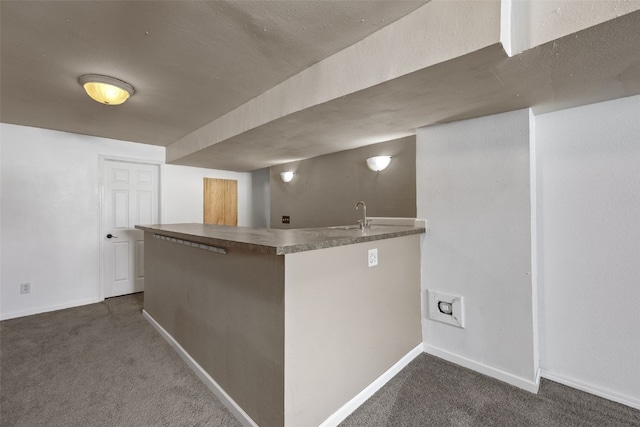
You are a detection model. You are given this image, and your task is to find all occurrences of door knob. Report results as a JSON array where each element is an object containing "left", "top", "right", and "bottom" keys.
[{"left": 106, "top": 234, "right": 119, "bottom": 239}]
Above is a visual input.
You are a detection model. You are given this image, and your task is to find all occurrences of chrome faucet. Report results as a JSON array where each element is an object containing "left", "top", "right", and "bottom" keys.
[{"left": 354, "top": 201, "right": 368, "bottom": 229}]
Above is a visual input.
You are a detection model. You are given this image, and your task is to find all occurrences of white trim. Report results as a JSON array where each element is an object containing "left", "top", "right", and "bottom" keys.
[
  {"left": 318, "top": 344, "right": 423, "bottom": 427},
  {"left": 529, "top": 109, "right": 540, "bottom": 382},
  {"left": 98, "top": 157, "right": 106, "bottom": 301},
  {"left": 159, "top": 164, "right": 166, "bottom": 226},
  {"left": 98, "top": 154, "right": 164, "bottom": 166},
  {"left": 500, "top": 0, "right": 513, "bottom": 57},
  {"left": 142, "top": 310, "right": 259, "bottom": 427},
  {"left": 423, "top": 343, "right": 540, "bottom": 394},
  {"left": 0, "top": 297, "right": 101, "bottom": 321},
  {"left": 540, "top": 370, "right": 640, "bottom": 411},
  {"left": 535, "top": 367, "right": 542, "bottom": 385}
]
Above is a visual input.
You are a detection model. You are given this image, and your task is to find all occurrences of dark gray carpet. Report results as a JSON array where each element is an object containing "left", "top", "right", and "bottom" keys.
[
  {"left": 340, "top": 354, "right": 640, "bottom": 427},
  {"left": 0, "top": 293, "right": 241, "bottom": 427},
  {"left": 2, "top": 294, "right": 639, "bottom": 427}
]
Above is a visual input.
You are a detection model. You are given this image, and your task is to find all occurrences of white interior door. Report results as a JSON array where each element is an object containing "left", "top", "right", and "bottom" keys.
[{"left": 103, "top": 160, "right": 159, "bottom": 298}]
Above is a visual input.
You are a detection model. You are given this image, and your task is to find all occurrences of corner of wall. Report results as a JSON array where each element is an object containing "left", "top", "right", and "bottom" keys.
[
  {"left": 423, "top": 343, "right": 540, "bottom": 393},
  {"left": 535, "top": 95, "right": 640, "bottom": 408},
  {"left": 528, "top": 109, "right": 540, "bottom": 380},
  {"left": 417, "top": 109, "right": 537, "bottom": 391},
  {"left": 500, "top": 0, "right": 534, "bottom": 57},
  {"left": 499, "top": 0, "right": 513, "bottom": 56}
]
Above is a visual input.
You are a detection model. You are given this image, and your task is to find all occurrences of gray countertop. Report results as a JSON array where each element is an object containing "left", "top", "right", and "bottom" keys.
[{"left": 136, "top": 223, "right": 425, "bottom": 255}]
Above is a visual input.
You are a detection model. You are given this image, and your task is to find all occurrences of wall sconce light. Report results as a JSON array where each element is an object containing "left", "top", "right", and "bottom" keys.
[
  {"left": 78, "top": 74, "right": 135, "bottom": 105},
  {"left": 366, "top": 156, "right": 392, "bottom": 172},
  {"left": 280, "top": 171, "right": 295, "bottom": 183}
]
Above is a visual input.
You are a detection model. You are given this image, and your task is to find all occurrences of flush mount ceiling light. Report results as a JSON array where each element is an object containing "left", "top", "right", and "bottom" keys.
[
  {"left": 366, "top": 155, "right": 392, "bottom": 172},
  {"left": 78, "top": 74, "right": 135, "bottom": 105},
  {"left": 280, "top": 171, "right": 295, "bottom": 183}
]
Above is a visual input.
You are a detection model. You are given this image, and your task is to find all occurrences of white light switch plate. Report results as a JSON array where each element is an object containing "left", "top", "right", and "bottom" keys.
[
  {"left": 368, "top": 248, "right": 378, "bottom": 267},
  {"left": 427, "top": 290, "right": 465, "bottom": 328}
]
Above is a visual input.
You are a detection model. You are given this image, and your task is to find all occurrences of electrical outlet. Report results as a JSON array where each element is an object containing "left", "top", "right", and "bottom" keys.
[
  {"left": 368, "top": 248, "right": 378, "bottom": 267},
  {"left": 20, "top": 283, "right": 31, "bottom": 294},
  {"left": 427, "top": 290, "right": 464, "bottom": 328},
  {"left": 282, "top": 215, "right": 290, "bottom": 224}
]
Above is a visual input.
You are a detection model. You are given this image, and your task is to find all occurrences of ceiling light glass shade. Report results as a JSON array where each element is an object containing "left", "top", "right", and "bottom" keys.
[
  {"left": 366, "top": 156, "right": 391, "bottom": 172},
  {"left": 78, "top": 74, "right": 135, "bottom": 105},
  {"left": 280, "top": 171, "right": 295, "bottom": 183}
]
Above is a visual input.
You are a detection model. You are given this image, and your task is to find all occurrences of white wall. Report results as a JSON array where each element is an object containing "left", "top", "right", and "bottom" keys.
[
  {"left": 0, "top": 124, "right": 263, "bottom": 320},
  {"left": 0, "top": 124, "right": 164, "bottom": 319},
  {"left": 162, "top": 164, "right": 261, "bottom": 226},
  {"left": 536, "top": 95, "right": 640, "bottom": 408},
  {"left": 417, "top": 109, "right": 539, "bottom": 391},
  {"left": 416, "top": 97, "right": 640, "bottom": 408}
]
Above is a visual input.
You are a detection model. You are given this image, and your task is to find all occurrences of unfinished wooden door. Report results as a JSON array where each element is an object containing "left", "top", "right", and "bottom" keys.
[{"left": 204, "top": 178, "right": 238, "bottom": 225}]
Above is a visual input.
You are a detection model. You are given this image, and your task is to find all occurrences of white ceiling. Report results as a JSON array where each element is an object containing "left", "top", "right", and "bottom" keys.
[{"left": 2, "top": 1, "right": 639, "bottom": 172}]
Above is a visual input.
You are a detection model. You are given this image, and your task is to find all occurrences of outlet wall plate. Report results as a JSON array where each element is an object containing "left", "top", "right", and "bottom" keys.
[
  {"left": 427, "top": 290, "right": 464, "bottom": 328},
  {"left": 368, "top": 248, "right": 378, "bottom": 267},
  {"left": 20, "top": 283, "right": 31, "bottom": 294}
]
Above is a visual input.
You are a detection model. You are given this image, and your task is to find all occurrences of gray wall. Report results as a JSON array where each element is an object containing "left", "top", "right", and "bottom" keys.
[
  {"left": 144, "top": 236, "right": 285, "bottom": 427},
  {"left": 270, "top": 136, "right": 416, "bottom": 229},
  {"left": 284, "top": 235, "right": 422, "bottom": 426},
  {"left": 250, "top": 168, "right": 271, "bottom": 228}
]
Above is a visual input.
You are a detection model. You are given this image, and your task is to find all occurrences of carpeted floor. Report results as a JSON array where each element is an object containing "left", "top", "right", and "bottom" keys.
[
  {"left": 0, "top": 293, "right": 240, "bottom": 427},
  {"left": 341, "top": 354, "right": 640, "bottom": 427},
  {"left": 1, "top": 294, "right": 639, "bottom": 427}
]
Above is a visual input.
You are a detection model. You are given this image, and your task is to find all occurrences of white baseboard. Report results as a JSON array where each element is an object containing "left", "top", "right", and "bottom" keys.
[
  {"left": 423, "top": 343, "right": 540, "bottom": 393},
  {"left": 318, "top": 343, "right": 423, "bottom": 427},
  {"left": 540, "top": 370, "right": 640, "bottom": 411},
  {"left": 142, "top": 310, "right": 258, "bottom": 427},
  {"left": 0, "top": 297, "right": 102, "bottom": 321},
  {"left": 145, "top": 310, "right": 423, "bottom": 427}
]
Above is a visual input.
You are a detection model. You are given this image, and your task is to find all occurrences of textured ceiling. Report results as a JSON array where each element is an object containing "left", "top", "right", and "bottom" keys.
[
  {"left": 2, "top": 1, "right": 639, "bottom": 172},
  {"left": 168, "top": 7, "right": 640, "bottom": 171},
  {"left": 0, "top": 0, "right": 427, "bottom": 145}
]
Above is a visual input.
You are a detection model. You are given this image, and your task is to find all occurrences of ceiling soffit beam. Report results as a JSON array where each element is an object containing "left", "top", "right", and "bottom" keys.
[
  {"left": 166, "top": 0, "right": 502, "bottom": 163},
  {"left": 169, "top": 7, "right": 640, "bottom": 172},
  {"left": 167, "top": 0, "right": 640, "bottom": 171},
  {"left": 169, "top": 4, "right": 640, "bottom": 172}
]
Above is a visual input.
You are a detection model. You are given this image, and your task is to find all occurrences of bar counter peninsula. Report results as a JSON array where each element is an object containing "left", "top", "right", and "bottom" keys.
[{"left": 136, "top": 221, "right": 425, "bottom": 427}]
